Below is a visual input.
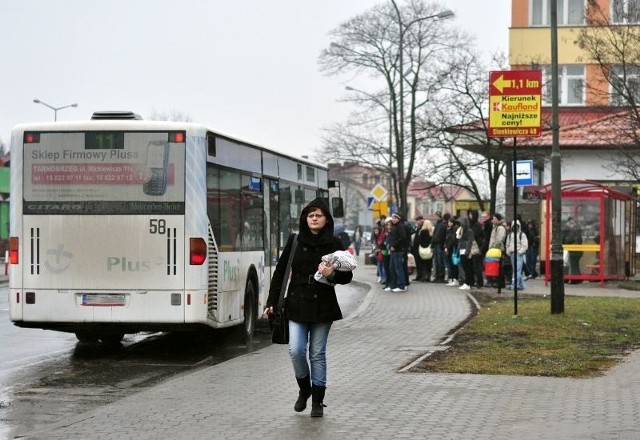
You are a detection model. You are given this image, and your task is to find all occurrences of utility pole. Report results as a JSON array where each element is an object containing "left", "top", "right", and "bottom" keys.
[{"left": 550, "top": 0, "right": 565, "bottom": 313}]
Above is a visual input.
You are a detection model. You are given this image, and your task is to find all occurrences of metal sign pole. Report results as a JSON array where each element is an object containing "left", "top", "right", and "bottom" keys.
[{"left": 513, "top": 137, "right": 518, "bottom": 317}]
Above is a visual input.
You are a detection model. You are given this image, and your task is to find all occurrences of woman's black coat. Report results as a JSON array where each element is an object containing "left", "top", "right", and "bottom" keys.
[{"left": 266, "top": 198, "right": 352, "bottom": 323}]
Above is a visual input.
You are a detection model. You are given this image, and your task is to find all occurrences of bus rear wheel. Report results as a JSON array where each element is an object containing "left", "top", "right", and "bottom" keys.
[{"left": 239, "top": 281, "right": 257, "bottom": 344}]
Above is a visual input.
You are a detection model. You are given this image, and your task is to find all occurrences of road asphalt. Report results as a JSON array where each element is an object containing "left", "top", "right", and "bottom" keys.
[{"left": 11, "top": 263, "right": 640, "bottom": 440}]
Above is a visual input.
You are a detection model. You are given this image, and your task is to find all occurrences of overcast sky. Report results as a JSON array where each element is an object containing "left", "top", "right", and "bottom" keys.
[{"left": 1, "top": 1, "right": 509, "bottom": 159}]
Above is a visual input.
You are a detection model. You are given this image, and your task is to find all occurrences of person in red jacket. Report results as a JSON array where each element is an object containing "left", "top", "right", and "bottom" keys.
[{"left": 263, "top": 198, "right": 353, "bottom": 418}]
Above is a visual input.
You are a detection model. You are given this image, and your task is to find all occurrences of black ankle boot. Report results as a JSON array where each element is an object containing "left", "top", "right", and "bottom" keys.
[
  {"left": 294, "top": 376, "right": 312, "bottom": 412},
  {"left": 310, "top": 385, "right": 326, "bottom": 417}
]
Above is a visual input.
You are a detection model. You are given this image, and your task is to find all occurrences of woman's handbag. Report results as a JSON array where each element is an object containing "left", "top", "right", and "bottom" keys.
[
  {"left": 271, "top": 233, "right": 298, "bottom": 344},
  {"left": 271, "top": 313, "right": 289, "bottom": 345},
  {"left": 418, "top": 244, "right": 433, "bottom": 260}
]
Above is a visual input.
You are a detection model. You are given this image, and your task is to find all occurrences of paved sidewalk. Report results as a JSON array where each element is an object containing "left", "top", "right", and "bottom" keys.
[{"left": 20, "top": 265, "right": 640, "bottom": 440}]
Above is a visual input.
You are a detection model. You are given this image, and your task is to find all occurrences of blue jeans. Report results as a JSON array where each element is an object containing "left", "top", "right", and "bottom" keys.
[
  {"left": 525, "top": 248, "right": 539, "bottom": 278},
  {"left": 510, "top": 254, "right": 525, "bottom": 289},
  {"left": 445, "top": 251, "right": 454, "bottom": 280},
  {"left": 432, "top": 246, "right": 446, "bottom": 280},
  {"left": 389, "top": 251, "right": 407, "bottom": 288},
  {"left": 289, "top": 320, "right": 332, "bottom": 387},
  {"left": 376, "top": 260, "right": 386, "bottom": 283}
]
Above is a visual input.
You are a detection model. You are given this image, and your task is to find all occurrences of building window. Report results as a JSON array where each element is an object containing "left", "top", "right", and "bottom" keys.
[
  {"left": 542, "top": 65, "right": 585, "bottom": 105},
  {"left": 306, "top": 165, "right": 315, "bottom": 183},
  {"left": 363, "top": 174, "right": 369, "bottom": 185},
  {"left": 531, "top": 0, "right": 585, "bottom": 26},
  {"left": 612, "top": 0, "right": 640, "bottom": 24},
  {"left": 610, "top": 65, "right": 640, "bottom": 105}
]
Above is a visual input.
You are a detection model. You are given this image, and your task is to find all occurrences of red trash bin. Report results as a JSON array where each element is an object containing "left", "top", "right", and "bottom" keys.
[{"left": 484, "top": 248, "right": 502, "bottom": 278}]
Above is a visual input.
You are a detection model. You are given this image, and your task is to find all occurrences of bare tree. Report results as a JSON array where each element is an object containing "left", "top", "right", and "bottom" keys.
[
  {"left": 574, "top": 0, "right": 640, "bottom": 181},
  {"left": 319, "top": 0, "right": 467, "bottom": 217}
]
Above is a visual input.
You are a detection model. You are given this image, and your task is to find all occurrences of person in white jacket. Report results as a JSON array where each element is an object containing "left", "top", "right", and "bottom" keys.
[{"left": 505, "top": 220, "right": 528, "bottom": 290}]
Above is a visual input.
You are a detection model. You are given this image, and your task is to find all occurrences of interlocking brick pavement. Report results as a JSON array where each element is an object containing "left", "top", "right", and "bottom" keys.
[{"left": 19, "top": 265, "right": 640, "bottom": 440}]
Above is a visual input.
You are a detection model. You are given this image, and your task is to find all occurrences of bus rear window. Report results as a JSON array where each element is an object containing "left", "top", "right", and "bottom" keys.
[{"left": 23, "top": 131, "right": 186, "bottom": 215}]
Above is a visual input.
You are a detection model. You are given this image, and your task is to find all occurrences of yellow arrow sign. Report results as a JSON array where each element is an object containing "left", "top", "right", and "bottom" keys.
[
  {"left": 488, "top": 70, "right": 542, "bottom": 138},
  {"left": 491, "top": 74, "right": 511, "bottom": 94}
]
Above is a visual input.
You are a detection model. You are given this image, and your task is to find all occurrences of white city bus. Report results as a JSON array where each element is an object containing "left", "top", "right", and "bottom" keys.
[{"left": 8, "top": 111, "right": 342, "bottom": 344}]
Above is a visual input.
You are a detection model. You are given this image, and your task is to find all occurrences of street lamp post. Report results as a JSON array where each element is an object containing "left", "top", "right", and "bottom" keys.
[
  {"left": 389, "top": 2, "right": 454, "bottom": 217},
  {"left": 33, "top": 98, "right": 78, "bottom": 121}
]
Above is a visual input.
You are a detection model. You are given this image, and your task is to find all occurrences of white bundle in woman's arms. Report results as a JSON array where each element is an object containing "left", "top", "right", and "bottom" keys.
[
  {"left": 313, "top": 251, "right": 357, "bottom": 285},
  {"left": 322, "top": 250, "right": 358, "bottom": 271}
]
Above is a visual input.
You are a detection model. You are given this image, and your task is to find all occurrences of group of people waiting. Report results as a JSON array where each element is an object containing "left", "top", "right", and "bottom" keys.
[
  {"left": 370, "top": 210, "right": 543, "bottom": 292},
  {"left": 367, "top": 213, "right": 415, "bottom": 292}
]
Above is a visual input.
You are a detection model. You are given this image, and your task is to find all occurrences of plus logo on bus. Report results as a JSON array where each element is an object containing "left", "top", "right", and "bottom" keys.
[
  {"left": 222, "top": 258, "right": 241, "bottom": 283},
  {"left": 107, "top": 256, "right": 152, "bottom": 272}
]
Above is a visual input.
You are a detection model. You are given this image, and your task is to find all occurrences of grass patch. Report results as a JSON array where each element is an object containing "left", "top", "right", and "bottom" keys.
[{"left": 412, "top": 294, "right": 640, "bottom": 377}]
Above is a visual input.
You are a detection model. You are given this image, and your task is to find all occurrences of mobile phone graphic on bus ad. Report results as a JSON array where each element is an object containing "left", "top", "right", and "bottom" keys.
[
  {"left": 143, "top": 141, "right": 170, "bottom": 196},
  {"left": 24, "top": 131, "right": 185, "bottom": 214}
]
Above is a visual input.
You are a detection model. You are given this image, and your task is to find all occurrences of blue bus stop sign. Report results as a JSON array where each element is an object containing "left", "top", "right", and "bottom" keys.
[{"left": 514, "top": 160, "right": 533, "bottom": 187}]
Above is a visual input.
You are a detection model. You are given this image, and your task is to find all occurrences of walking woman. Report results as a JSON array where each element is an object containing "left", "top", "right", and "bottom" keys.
[{"left": 263, "top": 198, "right": 353, "bottom": 417}]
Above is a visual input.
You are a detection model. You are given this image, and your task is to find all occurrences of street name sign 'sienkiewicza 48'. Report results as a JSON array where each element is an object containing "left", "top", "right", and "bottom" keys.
[{"left": 488, "top": 70, "right": 542, "bottom": 138}]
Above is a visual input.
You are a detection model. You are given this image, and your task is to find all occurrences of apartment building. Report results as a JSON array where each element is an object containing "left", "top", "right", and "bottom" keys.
[{"left": 508, "top": 0, "right": 639, "bottom": 183}]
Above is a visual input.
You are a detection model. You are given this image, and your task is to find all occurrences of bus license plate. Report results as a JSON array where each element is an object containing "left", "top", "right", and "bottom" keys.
[{"left": 81, "top": 293, "right": 127, "bottom": 306}]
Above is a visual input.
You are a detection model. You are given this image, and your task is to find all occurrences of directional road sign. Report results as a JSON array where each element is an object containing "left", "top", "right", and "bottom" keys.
[{"left": 488, "top": 70, "right": 542, "bottom": 138}]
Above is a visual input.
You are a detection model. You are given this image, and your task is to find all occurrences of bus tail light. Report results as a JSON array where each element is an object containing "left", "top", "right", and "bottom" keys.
[
  {"left": 169, "top": 131, "right": 185, "bottom": 143},
  {"left": 190, "top": 238, "right": 207, "bottom": 265},
  {"left": 9, "top": 237, "right": 19, "bottom": 264},
  {"left": 24, "top": 132, "right": 40, "bottom": 144}
]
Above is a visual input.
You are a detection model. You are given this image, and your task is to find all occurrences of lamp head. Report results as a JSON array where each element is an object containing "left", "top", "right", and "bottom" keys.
[{"left": 436, "top": 10, "right": 454, "bottom": 19}]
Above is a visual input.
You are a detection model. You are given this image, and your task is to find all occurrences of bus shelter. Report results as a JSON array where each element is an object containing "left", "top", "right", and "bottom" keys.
[{"left": 531, "top": 180, "right": 636, "bottom": 286}]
